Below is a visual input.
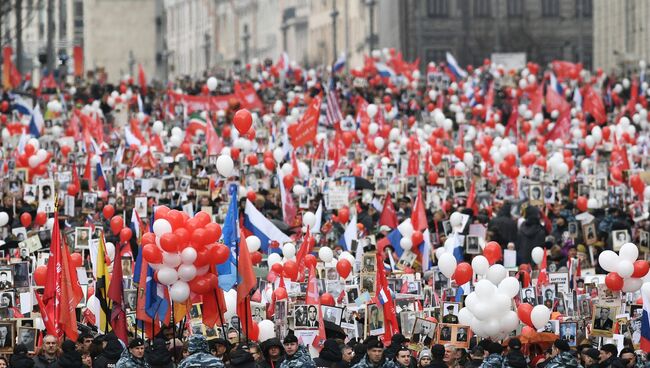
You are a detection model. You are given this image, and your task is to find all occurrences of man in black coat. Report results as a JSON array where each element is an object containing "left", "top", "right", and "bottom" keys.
[
  {"left": 92, "top": 333, "right": 124, "bottom": 368},
  {"left": 488, "top": 202, "right": 518, "bottom": 248},
  {"left": 314, "top": 339, "right": 343, "bottom": 368},
  {"left": 256, "top": 338, "right": 284, "bottom": 368},
  {"left": 516, "top": 206, "right": 548, "bottom": 265}
]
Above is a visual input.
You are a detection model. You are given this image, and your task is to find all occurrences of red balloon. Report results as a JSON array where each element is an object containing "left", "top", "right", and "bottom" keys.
[
  {"left": 24, "top": 144, "right": 35, "bottom": 156},
  {"left": 70, "top": 253, "right": 83, "bottom": 268},
  {"left": 189, "top": 274, "right": 214, "bottom": 294},
  {"left": 320, "top": 293, "right": 335, "bottom": 306},
  {"left": 631, "top": 174, "right": 645, "bottom": 195},
  {"left": 427, "top": 171, "right": 438, "bottom": 185},
  {"left": 110, "top": 216, "right": 124, "bottom": 235},
  {"left": 251, "top": 252, "right": 262, "bottom": 265},
  {"left": 154, "top": 206, "right": 171, "bottom": 220},
  {"left": 338, "top": 207, "right": 350, "bottom": 224},
  {"left": 274, "top": 287, "right": 288, "bottom": 300},
  {"left": 633, "top": 260, "right": 650, "bottom": 278},
  {"left": 341, "top": 132, "right": 354, "bottom": 147},
  {"left": 263, "top": 157, "right": 276, "bottom": 171},
  {"left": 247, "top": 191, "right": 257, "bottom": 202},
  {"left": 411, "top": 231, "right": 424, "bottom": 245},
  {"left": 142, "top": 244, "right": 163, "bottom": 264},
  {"left": 233, "top": 109, "right": 253, "bottom": 134},
  {"left": 194, "top": 212, "right": 212, "bottom": 227},
  {"left": 283, "top": 260, "right": 299, "bottom": 281},
  {"left": 205, "top": 223, "right": 222, "bottom": 243},
  {"left": 60, "top": 145, "right": 71, "bottom": 157},
  {"left": 34, "top": 212, "right": 47, "bottom": 226},
  {"left": 20, "top": 212, "right": 32, "bottom": 227},
  {"left": 194, "top": 248, "right": 211, "bottom": 267},
  {"left": 165, "top": 210, "right": 185, "bottom": 230},
  {"left": 517, "top": 303, "right": 534, "bottom": 328},
  {"left": 141, "top": 232, "right": 156, "bottom": 245},
  {"left": 159, "top": 233, "right": 179, "bottom": 252},
  {"left": 483, "top": 242, "right": 502, "bottom": 265},
  {"left": 453, "top": 262, "right": 473, "bottom": 285},
  {"left": 576, "top": 196, "right": 588, "bottom": 212},
  {"left": 431, "top": 152, "right": 442, "bottom": 165},
  {"left": 119, "top": 228, "right": 133, "bottom": 243},
  {"left": 605, "top": 272, "right": 624, "bottom": 291},
  {"left": 102, "top": 205, "right": 115, "bottom": 219},
  {"left": 67, "top": 184, "right": 78, "bottom": 196},
  {"left": 304, "top": 254, "right": 317, "bottom": 268},
  {"left": 271, "top": 263, "right": 284, "bottom": 275},
  {"left": 175, "top": 228, "right": 191, "bottom": 247},
  {"left": 282, "top": 175, "right": 294, "bottom": 189},
  {"left": 336, "top": 259, "right": 352, "bottom": 279},
  {"left": 211, "top": 244, "right": 230, "bottom": 264},
  {"left": 192, "top": 229, "right": 208, "bottom": 247},
  {"left": 34, "top": 265, "right": 48, "bottom": 286}
]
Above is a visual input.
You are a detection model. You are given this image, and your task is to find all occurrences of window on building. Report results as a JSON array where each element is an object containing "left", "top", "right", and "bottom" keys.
[
  {"left": 74, "top": 1, "right": 83, "bottom": 17},
  {"left": 427, "top": 0, "right": 449, "bottom": 18},
  {"left": 425, "top": 49, "right": 447, "bottom": 63},
  {"left": 507, "top": 0, "right": 523, "bottom": 17},
  {"left": 474, "top": 0, "right": 491, "bottom": 17},
  {"left": 575, "top": 0, "right": 592, "bottom": 17},
  {"left": 541, "top": 0, "right": 559, "bottom": 17},
  {"left": 59, "top": 0, "right": 67, "bottom": 40}
]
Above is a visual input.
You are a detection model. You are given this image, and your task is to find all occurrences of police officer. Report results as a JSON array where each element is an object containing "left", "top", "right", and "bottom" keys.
[
  {"left": 116, "top": 338, "right": 149, "bottom": 368},
  {"left": 351, "top": 337, "right": 397, "bottom": 368},
  {"left": 279, "top": 333, "right": 315, "bottom": 368},
  {"left": 179, "top": 335, "right": 225, "bottom": 368}
]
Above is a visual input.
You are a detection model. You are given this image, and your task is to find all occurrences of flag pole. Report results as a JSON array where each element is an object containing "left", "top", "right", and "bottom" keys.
[
  {"left": 214, "top": 289, "right": 227, "bottom": 338},
  {"left": 171, "top": 300, "right": 176, "bottom": 364}
]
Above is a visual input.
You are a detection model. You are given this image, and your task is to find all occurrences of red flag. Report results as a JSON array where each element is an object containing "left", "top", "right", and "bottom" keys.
[
  {"left": 538, "top": 248, "right": 549, "bottom": 288},
  {"left": 411, "top": 187, "right": 428, "bottom": 232},
  {"left": 138, "top": 64, "right": 147, "bottom": 96},
  {"left": 288, "top": 96, "right": 322, "bottom": 148},
  {"left": 236, "top": 235, "right": 257, "bottom": 338},
  {"left": 83, "top": 153, "right": 92, "bottom": 183},
  {"left": 73, "top": 46, "right": 84, "bottom": 77},
  {"left": 582, "top": 85, "right": 606, "bottom": 124},
  {"left": 466, "top": 179, "right": 477, "bottom": 215},
  {"left": 551, "top": 61, "right": 582, "bottom": 80},
  {"left": 546, "top": 108, "right": 571, "bottom": 141},
  {"left": 376, "top": 243, "right": 399, "bottom": 345},
  {"left": 528, "top": 83, "right": 544, "bottom": 115},
  {"left": 72, "top": 162, "right": 81, "bottom": 193},
  {"left": 627, "top": 79, "right": 639, "bottom": 113},
  {"left": 34, "top": 291, "right": 57, "bottom": 337},
  {"left": 205, "top": 114, "right": 224, "bottom": 156},
  {"left": 135, "top": 257, "right": 155, "bottom": 338},
  {"left": 2, "top": 47, "right": 13, "bottom": 89},
  {"left": 545, "top": 86, "right": 570, "bottom": 114},
  {"left": 107, "top": 244, "right": 128, "bottom": 344},
  {"left": 379, "top": 193, "right": 398, "bottom": 228},
  {"left": 295, "top": 227, "right": 314, "bottom": 282},
  {"left": 43, "top": 213, "right": 83, "bottom": 340}
]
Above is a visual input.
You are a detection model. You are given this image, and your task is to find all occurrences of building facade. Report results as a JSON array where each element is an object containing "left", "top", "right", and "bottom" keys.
[
  {"left": 398, "top": 0, "right": 593, "bottom": 69},
  {"left": 593, "top": 0, "right": 650, "bottom": 75}
]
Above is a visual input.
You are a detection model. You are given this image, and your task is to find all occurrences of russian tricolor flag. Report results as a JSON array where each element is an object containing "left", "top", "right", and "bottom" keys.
[
  {"left": 375, "top": 62, "right": 396, "bottom": 78},
  {"left": 640, "top": 283, "right": 650, "bottom": 352},
  {"left": 95, "top": 162, "right": 109, "bottom": 191},
  {"left": 333, "top": 53, "right": 346, "bottom": 73},
  {"left": 445, "top": 52, "right": 467, "bottom": 79},
  {"left": 243, "top": 200, "right": 291, "bottom": 253}
]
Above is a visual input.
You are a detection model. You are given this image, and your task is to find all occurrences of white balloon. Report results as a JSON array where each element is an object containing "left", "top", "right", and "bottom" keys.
[
  {"left": 180, "top": 247, "right": 198, "bottom": 264},
  {"left": 368, "top": 122, "right": 379, "bottom": 135},
  {"left": 258, "top": 320, "right": 275, "bottom": 342},
  {"left": 153, "top": 219, "right": 172, "bottom": 237},
  {"left": 157, "top": 266, "right": 179, "bottom": 285},
  {"left": 618, "top": 260, "right": 634, "bottom": 278},
  {"left": 500, "top": 311, "right": 520, "bottom": 333},
  {"left": 531, "top": 247, "right": 544, "bottom": 265},
  {"left": 645, "top": 186, "right": 650, "bottom": 199},
  {"left": 435, "top": 247, "right": 447, "bottom": 260},
  {"left": 643, "top": 283, "right": 650, "bottom": 300},
  {"left": 319, "top": 247, "right": 334, "bottom": 263},
  {"left": 169, "top": 281, "right": 190, "bottom": 302},
  {"left": 619, "top": 243, "right": 639, "bottom": 262},
  {"left": 339, "top": 251, "right": 355, "bottom": 264},
  {"left": 178, "top": 264, "right": 197, "bottom": 282},
  {"left": 397, "top": 220, "right": 414, "bottom": 238},
  {"left": 449, "top": 212, "right": 463, "bottom": 228},
  {"left": 273, "top": 147, "right": 284, "bottom": 163},
  {"left": 207, "top": 77, "right": 218, "bottom": 91},
  {"left": 464, "top": 292, "right": 478, "bottom": 312},
  {"left": 400, "top": 238, "right": 413, "bottom": 251},
  {"left": 28, "top": 155, "right": 40, "bottom": 168},
  {"left": 438, "top": 253, "right": 457, "bottom": 278},
  {"left": 587, "top": 198, "right": 598, "bottom": 209},
  {"left": 475, "top": 279, "right": 497, "bottom": 300},
  {"left": 495, "top": 293, "right": 512, "bottom": 312},
  {"left": 247, "top": 236, "right": 261, "bottom": 253},
  {"left": 303, "top": 212, "right": 316, "bottom": 227},
  {"left": 483, "top": 318, "right": 501, "bottom": 337},
  {"left": 152, "top": 120, "right": 164, "bottom": 134},
  {"left": 292, "top": 185, "right": 306, "bottom": 196},
  {"left": 223, "top": 289, "right": 238, "bottom": 321},
  {"left": 267, "top": 253, "right": 282, "bottom": 267},
  {"left": 458, "top": 307, "right": 474, "bottom": 326},
  {"left": 28, "top": 138, "right": 39, "bottom": 150},
  {"left": 486, "top": 264, "right": 507, "bottom": 285},
  {"left": 623, "top": 277, "right": 643, "bottom": 292},
  {"left": 367, "top": 104, "right": 378, "bottom": 118},
  {"left": 531, "top": 305, "right": 551, "bottom": 330},
  {"left": 374, "top": 136, "right": 385, "bottom": 150},
  {"left": 105, "top": 242, "right": 115, "bottom": 261},
  {"left": 598, "top": 250, "right": 620, "bottom": 272},
  {"left": 498, "top": 277, "right": 521, "bottom": 298},
  {"left": 283, "top": 243, "right": 296, "bottom": 258},
  {"left": 216, "top": 155, "right": 234, "bottom": 177},
  {"left": 0, "top": 212, "right": 8, "bottom": 227},
  {"left": 470, "top": 317, "right": 486, "bottom": 337},
  {"left": 472, "top": 302, "right": 492, "bottom": 321},
  {"left": 471, "top": 256, "right": 489, "bottom": 275}
]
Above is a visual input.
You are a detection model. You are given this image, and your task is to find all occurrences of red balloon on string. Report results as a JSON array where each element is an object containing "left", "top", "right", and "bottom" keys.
[
  {"left": 282, "top": 175, "right": 294, "bottom": 189},
  {"left": 141, "top": 232, "right": 156, "bottom": 245},
  {"left": 251, "top": 252, "right": 262, "bottom": 265},
  {"left": 34, "top": 212, "right": 47, "bottom": 226},
  {"left": 632, "top": 260, "right": 650, "bottom": 278},
  {"left": 304, "top": 254, "right": 317, "bottom": 268},
  {"left": 427, "top": 171, "right": 438, "bottom": 185},
  {"left": 453, "top": 262, "right": 473, "bottom": 285},
  {"left": 60, "top": 145, "right": 71, "bottom": 157},
  {"left": 605, "top": 272, "right": 624, "bottom": 291},
  {"left": 247, "top": 191, "right": 257, "bottom": 202},
  {"left": 517, "top": 303, "right": 534, "bottom": 328},
  {"left": 110, "top": 216, "right": 124, "bottom": 235},
  {"left": 233, "top": 109, "right": 253, "bottom": 134},
  {"left": 142, "top": 244, "right": 163, "bottom": 264},
  {"left": 34, "top": 265, "right": 48, "bottom": 286},
  {"left": 67, "top": 184, "right": 78, "bottom": 196},
  {"left": 154, "top": 205, "right": 171, "bottom": 220},
  {"left": 204, "top": 223, "right": 222, "bottom": 243},
  {"left": 20, "top": 213, "right": 32, "bottom": 227},
  {"left": 102, "top": 205, "right": 115, "bottom": 219},
  {"left": 576, "top": 196, "right": 588, "bottom": 212},
  {"left": 70, "top": 253, "right": 83, "bottom": 268},
  {"left": 159, "top": 233, "right": 179, "bottom": 252},
  {"left": 338, "top": 207, "right": 350, "bottom": 224},
  {"left": 483, "top": 242, "right": 502, "bottom": 265},
  {"left": 211, "top": 244, "right": 230, "bottom": 264},
  {"left": 119, "top": 228, "right": 133, "bottom": 243},
  {"left": 165, "top": 210, "right": 185, "bottom": 230},
  {"left": 411, "top": 231, "right": 424, "bottom": 245},
  {"left": 336, "top": 259, "right": 352, "bottom": 278},
  {"left": 283, "top": 261, "right": 299, "bottom": 281},
  {"left": 264, "top": 157, "right": 276, "bottom": 171},
  {"left": 320, "top": 293, "right": 335, "bottom": 306},
  {"left": 271, "top": 263, "right": 284, "bottom": 275}
]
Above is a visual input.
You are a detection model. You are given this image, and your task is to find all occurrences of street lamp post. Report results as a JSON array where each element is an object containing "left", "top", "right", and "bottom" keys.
[
  {"left": 331, "top": 0, "right": 339, "bottom": 62},
  {"left": 242, "top": 25, "right": 251, "bottom": 64},
  {"left": 203, "top": 33, "right": 211, "bottom": 73},
  {"left": 365, "top": 0, "right": 376, "bottom": 53}
]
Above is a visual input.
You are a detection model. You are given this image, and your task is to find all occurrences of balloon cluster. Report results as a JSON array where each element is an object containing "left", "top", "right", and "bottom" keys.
[
  {"left": 16, "top": 138, "right": 53, "bottom": 178},
  {"left": 139, "top": 206, "right": 229, "bottom": 302},
  {"left": 600, "top": 243, "right": 648, "bottom": 292},
  {"left": 516, "top": 303, "right": 552, "bottom": 332}
]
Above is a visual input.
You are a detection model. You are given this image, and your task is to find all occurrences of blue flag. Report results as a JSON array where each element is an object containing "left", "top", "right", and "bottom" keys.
[{"left": 217, "top": 184, "right": 239, "bottom": 291}]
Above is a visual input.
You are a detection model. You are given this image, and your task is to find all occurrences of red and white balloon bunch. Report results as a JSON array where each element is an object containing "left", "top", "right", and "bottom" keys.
[
  {"left": 16, "top": 138, "right": 53, "bottom": 178},
  {"left": 600, "top": 243, "right": 648, "bottom": 292},
  {"left": 140, "top": 207, "right": 229, "bottom": 303}
]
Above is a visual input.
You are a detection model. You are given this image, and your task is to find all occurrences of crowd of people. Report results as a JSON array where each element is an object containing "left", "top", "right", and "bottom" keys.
[{"left": 0, "top": 49, "right": 650, "bottom": 368}]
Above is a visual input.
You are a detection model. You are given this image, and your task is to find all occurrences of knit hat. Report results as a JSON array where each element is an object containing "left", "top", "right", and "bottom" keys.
[
  {"left": 554, "top": 339, "right": 570, "bottom": 352},
  {"left": 129, "top": 338, "right": 145, "bottom": 349},
  {"left": 283, "top": 332, "right": 298, "bottom": 344},
  {"left": 419, "top": 349, "right": 431, "bottom": 360},
  {"left": 188, "top": 335, "right": 209, "bottom": 354},
  {"left": 319, "top": 339, "right": 342, "bottom": 362},
  {"left": 583, "top": 348, "right": 600, "bottom": 360},
  {"left": 391, "top": 334, "right": 408, "bottom": 345}
]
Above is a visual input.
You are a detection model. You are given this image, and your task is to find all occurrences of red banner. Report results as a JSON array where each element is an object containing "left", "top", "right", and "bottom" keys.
[
  {"left": 168, "top": 87, "right": 265, "bottom": 114},
  {"left": 234, "top": 82, "right": 264, "bottom": 111},
  {"left": 288, "top": 95, "right": 322, "bottom": 148},
  {"left": 73, "top": 46, "right": 84, "bottom": 77}
]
